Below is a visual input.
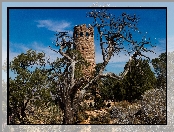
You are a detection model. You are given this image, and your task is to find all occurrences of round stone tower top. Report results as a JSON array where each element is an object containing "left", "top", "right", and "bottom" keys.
[{"left": 73, "top": 24, "right": 94, "bottom": 39}]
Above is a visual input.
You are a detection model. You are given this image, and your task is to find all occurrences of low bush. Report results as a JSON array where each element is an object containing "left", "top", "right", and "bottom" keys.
[
  {"left": 138, "top": 87, "right": 166, "bottom": 124},
  {"left": 90, "top": 113, "right": 110, "bottom": 124}
]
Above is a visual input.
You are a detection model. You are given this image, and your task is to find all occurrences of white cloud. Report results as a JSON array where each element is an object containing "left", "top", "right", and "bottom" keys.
[
  {"left": 94, "top": 37, "right": 166, "bottom": 72},
  {"left": 9, "top": 41, "right": 62, "bottom": 63},
  {"left": 145, "top": 38, "right": 166, "bottom": 59},
  {"left": 9, "top": 52, "right": 20, "bottom": 62},
  {"left": 95, "top": 48, "right": 154, "bottom": 64},
  {"left": 107, "top": 62, "right": 127, "bottom": 68},
  {"left": 35, "top": 19, "right": 71, "bottom": 32},
  {"left": 9, "top": 41, "right": 64, "bottom": 80},
  {"left": 31, "top": 42, "right": 62, "bottom": 62},
  {"left": 9, "top": 42, "right": 31, "bottom": 61},
  {"left": 95, "top": 49, "right": 130, "bottom": 64}
]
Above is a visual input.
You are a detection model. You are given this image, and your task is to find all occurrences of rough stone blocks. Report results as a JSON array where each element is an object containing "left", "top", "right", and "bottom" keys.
[{"left": 73, "top": 24, "right": 96, "bottom": 79}]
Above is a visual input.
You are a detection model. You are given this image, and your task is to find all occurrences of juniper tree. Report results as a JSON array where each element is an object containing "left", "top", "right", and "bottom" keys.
[
  {"left": 9, "top": 50, "right": 52, "bottom": 124},
  {"left": 49, "top": 9, "right": 156, "bottom": 124}
]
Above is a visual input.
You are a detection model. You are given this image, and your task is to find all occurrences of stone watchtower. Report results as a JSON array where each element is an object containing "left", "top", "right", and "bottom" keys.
[{"left": 73, "top": 24, "right": 96, "bottom": 79}]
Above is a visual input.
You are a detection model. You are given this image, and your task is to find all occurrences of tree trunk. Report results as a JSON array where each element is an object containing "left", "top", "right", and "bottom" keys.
[{"left": 63, "top": 96, "right": 75, "bottom": 124}]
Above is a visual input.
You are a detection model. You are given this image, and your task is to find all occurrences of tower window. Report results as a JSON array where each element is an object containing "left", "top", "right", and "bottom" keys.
[
  {"left": 80, "top": 32, "right": 83, "bottom": 37},
  {"left": 86, "top": 32, "right": 89, "bottom": 37}
]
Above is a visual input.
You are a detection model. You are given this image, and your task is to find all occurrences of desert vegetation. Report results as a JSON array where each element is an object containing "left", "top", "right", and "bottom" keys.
[
  {"left": 8, "top": 51, "right": 167, "bottom": 124},
  {"left": 8, "top": 9, "right": 167, "bottom": 124}
]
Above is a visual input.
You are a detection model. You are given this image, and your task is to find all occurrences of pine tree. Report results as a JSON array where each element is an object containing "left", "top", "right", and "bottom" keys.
[
  {"left": 122, "top": 59, "right": 156, "bottom": 102},
  {"left": 152, "top": 52, "right": 166, "bottom": 89}
]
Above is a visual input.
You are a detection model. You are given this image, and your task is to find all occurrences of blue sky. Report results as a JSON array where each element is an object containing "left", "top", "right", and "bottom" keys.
[
  {"left": 8, "top": 7, "right": 166, "bottom": 76},
  {"left": 2, "top": 2, "right": 173, "bottom": 81}
]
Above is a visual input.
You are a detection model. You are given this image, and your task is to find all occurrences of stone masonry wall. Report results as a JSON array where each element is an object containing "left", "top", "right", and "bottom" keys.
[{"left": 73, "top": 24, "right": 96, "bottom": 79}]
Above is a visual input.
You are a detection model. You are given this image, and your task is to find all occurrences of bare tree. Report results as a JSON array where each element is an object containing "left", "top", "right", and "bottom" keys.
[{"left": 49, "top": 9, "right": 155, "bottom": 124}]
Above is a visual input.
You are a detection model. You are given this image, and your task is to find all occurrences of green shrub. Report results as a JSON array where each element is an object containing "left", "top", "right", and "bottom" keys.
[
  {"left": 94, "top": 97, "right": 105, "bottom": 109},
  {"left": 76, "top": 111, "right": 89, "bottom": 123},
  {"left": 90, "top": 113, "right": 110, "bottom": 124}
]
